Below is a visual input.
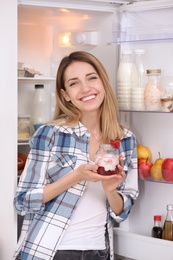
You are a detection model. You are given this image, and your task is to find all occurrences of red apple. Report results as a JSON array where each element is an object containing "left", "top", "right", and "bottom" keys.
[
  {"left": 162, "top": 158, "right": 173, "bottom": 182},
  {"left": 138, "top": 158, "right": 153, "bottom": 180}
]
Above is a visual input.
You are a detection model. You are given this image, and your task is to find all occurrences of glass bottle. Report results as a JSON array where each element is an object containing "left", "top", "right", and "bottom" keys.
[
  {"left": 144, "top": 69, "right": 163, "bottom": 111},
  {"left": 162, "top": 204, "right": 173, "bottom": 241},
  {"left": 31, "top": 84, "right": 48, "bottom": 131},
  {"left": 95, "top": 144, "right": 119, "bottom": 176},
  {"left": 152, "top": 215, "right": 162, "bottom": 239}
]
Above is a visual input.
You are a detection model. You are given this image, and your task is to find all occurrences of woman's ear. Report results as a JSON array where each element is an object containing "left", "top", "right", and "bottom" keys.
[{"left": 61, "top": 89, "right": 71, "bottom": 102}]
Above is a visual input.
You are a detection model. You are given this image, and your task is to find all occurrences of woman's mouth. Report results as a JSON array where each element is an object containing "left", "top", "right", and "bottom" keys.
[{"left": 81, "top": 94, "right": 96, "bottom": 102}]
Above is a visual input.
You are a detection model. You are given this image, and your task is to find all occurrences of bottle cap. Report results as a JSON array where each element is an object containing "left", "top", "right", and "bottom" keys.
[
  {"left": 154, "top": 215, "right": 161, "bottom": 221},
  {"left": 167, "top": 205, "right": 173, "bottom": 210},
  {"left": 35, "top": 84, "right": 44, "bottom": 89}
]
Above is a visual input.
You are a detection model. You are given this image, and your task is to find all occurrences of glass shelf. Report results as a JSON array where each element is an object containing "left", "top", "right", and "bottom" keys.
[
  {"left": 113, "top": 28, "right": 173, "bottom": 44},
  {"left": 119, "top": 110, "right": 173, "bottom": 113},
  {"left": 139, "top": 178, "right": 173, "bottom": 185}
]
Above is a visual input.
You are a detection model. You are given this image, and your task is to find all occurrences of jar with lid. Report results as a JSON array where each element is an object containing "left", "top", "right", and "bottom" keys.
[
  {"left": 95, "top": 144, "right": 119, "bottom": 176},
  {"left": 162, "top": 204, "right": 173, "bottom": 241},
  {"left": 152, "top": 215, "right": 162, "bottom": 239},
  {"left": 144, "top": 69, "right": 163, "bottom": 111}
]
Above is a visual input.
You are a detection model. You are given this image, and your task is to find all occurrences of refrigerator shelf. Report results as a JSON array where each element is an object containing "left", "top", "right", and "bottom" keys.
[
  {"left": 119, "top": 110, "right": 173, "bottom": 114},
  {"left": 113, "top": 227, "right": 173, "bottom": 260},
  {"left": 139, "top": 178, "right": 173, "bottom": 185},
  {"left": 18, "top": 139, "right": 30, "bottom": 145},
  {"left": 18, "top": 77, "right": 56, "bottom": 82},
  {"left": 113, "top": 31, "right": 173, "bottom": 44}
]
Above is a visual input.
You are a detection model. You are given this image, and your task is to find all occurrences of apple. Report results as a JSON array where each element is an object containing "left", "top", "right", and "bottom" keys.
[
  {"left": 162, "top": 158, "right": 173, "bottom": 182},
  {"left": 138, "top": 158, "right": 153, "bottom": 180}
]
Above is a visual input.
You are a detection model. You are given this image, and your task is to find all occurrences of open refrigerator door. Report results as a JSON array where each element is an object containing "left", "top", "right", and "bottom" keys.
[{"left": 113, "top": 1, "right": 173, "bottom": 259}]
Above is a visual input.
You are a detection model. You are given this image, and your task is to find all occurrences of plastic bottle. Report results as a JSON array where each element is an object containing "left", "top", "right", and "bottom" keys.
[
  {"left": 117, "top": 50, "right": 135, "bottom": 110},
  {"left": 162, "top": 204, "right": 173, "bottom": 241},
  {"left": 152, "top": 215, "right": 162, "bottom": 239},
  {"left": 117, "top": 49, "right": 134, "bottom": 87},
  {"left": 131, "top": 49, "right": 146, "bottom": 111},
  {"left": 134, "top": 49, "right": 146, "bottom": 88},
  {"left": 31, "top": 84, "right": 48, "bottom": 131}
]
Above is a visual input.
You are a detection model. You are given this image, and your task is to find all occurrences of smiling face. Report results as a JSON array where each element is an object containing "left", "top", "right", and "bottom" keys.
[{"left": 61, "top": 61, "right": 105, "bottom": 116}]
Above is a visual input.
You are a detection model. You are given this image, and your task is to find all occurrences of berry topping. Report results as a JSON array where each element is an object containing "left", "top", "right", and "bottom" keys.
[{"left": 110, "top": 138, "right": 120, "bottom": 149}]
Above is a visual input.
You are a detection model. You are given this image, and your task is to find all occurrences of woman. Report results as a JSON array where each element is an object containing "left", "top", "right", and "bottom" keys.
[{"left": 14, "top": 51, "right": 139, "bottom": 260}]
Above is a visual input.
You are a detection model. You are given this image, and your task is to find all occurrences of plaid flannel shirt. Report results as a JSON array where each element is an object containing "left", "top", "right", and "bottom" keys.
[{"left": 13, "top": 121, "right": 139, "bottom": 260}]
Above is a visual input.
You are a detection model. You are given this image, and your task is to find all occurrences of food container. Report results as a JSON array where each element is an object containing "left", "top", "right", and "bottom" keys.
[
  {"left": 160, "top": 76, "right": 173, "bottom": 112},
  {"left": 18, "top": 115, "right": 31, "bottom": 139},
  {"left": 144, "top": 69, "right": 163, "bottom": 111},
  {"left": 95, "top": 144, "right": 119, "bottom": 175}
]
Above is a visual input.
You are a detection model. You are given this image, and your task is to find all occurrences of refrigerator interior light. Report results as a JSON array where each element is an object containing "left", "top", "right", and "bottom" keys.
[{"left": 58, "top": 32, "right": 71, "bottom": 47}]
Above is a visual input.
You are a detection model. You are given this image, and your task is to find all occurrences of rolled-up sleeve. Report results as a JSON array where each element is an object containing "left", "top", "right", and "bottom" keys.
[
  {"left": 14, "top": 125, "right": 55, "bottom": 215},
  {"left": 108, "top": 129, "right": 139, "bottom": 222}
]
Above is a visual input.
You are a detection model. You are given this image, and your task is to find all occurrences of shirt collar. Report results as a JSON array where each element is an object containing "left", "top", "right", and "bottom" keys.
[{"left": 57, "top": 120, "right": 90, "bottom": 138}]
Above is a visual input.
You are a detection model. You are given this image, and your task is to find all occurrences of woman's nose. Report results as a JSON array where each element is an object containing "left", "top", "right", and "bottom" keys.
[{"left": 80, "top": 81, "right": 90, "bottom": 91}]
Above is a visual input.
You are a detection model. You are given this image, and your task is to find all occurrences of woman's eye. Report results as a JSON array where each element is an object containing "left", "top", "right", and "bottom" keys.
[
  {"left": 69, "top": 81, "right": 77, "bottom": 87},
  {"left": 89, "top": 76, "right": 97, "bottom": 81}
]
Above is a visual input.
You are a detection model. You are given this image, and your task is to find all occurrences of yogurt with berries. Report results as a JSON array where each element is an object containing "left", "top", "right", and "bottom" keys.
[{"left": 95, "top": 144, "right": 119, "bottom": 175}]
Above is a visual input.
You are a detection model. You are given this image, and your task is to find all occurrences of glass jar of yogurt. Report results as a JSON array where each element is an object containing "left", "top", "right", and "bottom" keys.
[
  {"left": 95, "top": 144, "right": 119, "bottom": 175},
  {"left": 144, "top": 69, "right": 163, "bottom": 111}
]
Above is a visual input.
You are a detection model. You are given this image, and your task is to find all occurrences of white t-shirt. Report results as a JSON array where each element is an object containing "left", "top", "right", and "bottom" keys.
[{"left": 59, "top": 181, "right": 107, "bottom": 250}]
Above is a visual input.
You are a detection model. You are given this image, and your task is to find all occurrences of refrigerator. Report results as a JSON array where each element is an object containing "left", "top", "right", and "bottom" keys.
[{"left": 1, "top": 0, "right": 173, "bottom": 259}]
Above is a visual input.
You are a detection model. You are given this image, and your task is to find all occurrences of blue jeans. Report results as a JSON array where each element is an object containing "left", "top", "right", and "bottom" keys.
[{"left": 53, "top": 249, "right": 109, "bottom": 260}]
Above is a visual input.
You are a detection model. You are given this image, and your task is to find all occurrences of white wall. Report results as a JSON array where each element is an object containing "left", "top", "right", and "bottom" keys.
[{"left": 0, "top": 0, "right": 17, "bottom": 259}]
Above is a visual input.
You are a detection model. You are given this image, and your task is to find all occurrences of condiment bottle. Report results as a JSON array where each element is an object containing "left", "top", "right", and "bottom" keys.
[
  {"left": 31, "top": 84, "right": 49, "bottom": 131},
  {"left": 144, "top": 69, "right": 163, "bottom": 111},
  {"left": 162, "top": 204, "right": 173, "bottom": 241},
  {"left": 152, "top": 215, "right": 162, "bottom": 239}
]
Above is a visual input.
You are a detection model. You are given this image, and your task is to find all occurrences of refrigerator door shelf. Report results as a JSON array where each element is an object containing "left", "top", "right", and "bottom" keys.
[{"left": 114, "top": 227, "right": 173, "bottom": 260}]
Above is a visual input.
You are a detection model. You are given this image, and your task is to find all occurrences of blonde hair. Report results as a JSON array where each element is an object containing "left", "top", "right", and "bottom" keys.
[{"left": 53, "top": 51, "right": 124, "bottom": 142}]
